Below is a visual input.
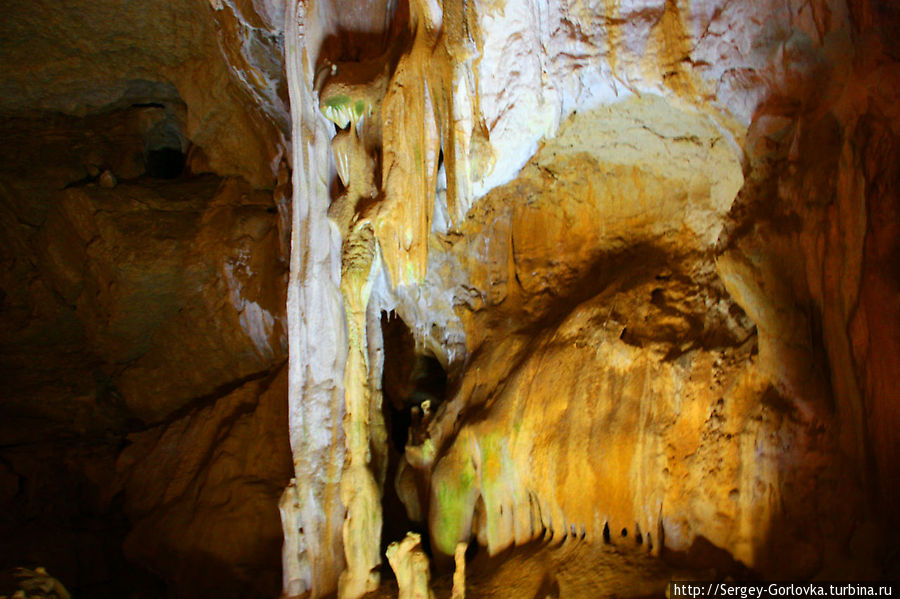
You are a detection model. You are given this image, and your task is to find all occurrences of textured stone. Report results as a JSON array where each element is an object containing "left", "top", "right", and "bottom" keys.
[
  {"left": 0, "top": 96, "right": 289, "bottom": 595},
  {"left": 0, "top": 0, "right": 285, "bottom": 187},
  {"left": 281, "top": 4, "right": 349, "bottom": 596},
  {"left": 385, "top": 532, "right": 436, "bottom": 599},
  {"left": 451, "top": 542, "right": 467, "bottom": 599},
  {"left": 2, "top": 173, "right": 286, "bottom": 425},
  {"left": 2, "top": 568, "right": 70, "bottom": 599},
  {"left": 7, "top": 0, "right": 896, "bottom": 595},
  {"left": 282, "top": 0, "right": 900, "bottom": 592},
  {"left": 116, "top": 366, "right": 292, "bottom": 598},
  {"left": 718, "top": 53, "right": 900, "bottom": 542}
]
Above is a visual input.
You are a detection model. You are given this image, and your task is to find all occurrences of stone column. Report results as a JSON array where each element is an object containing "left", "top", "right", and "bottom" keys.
[{"left": 282, "top": 1, "right": 348, "bottom": 596}]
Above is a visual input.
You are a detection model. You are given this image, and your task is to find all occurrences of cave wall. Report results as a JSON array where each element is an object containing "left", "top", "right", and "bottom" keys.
[
  {"left": 0, "top": 0, "right": 294, "bottom": 595},
  {"left": 282, "top": 0, "right": 900, "bottom": 596},
  {"left": 1, "top": 0, "right": 898, "bottom": 596},
  {"left": 117, "top": 366, "right": 292, "bottom": 597},
  {"left": 0, "top": 0, "right": 288, "bottom": 187}
]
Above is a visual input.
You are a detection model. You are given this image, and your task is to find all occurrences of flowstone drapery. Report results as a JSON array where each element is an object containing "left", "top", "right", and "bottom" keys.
[
  {"left": 282, "top": 0, "right": 490, "bottom": 595},
  {"left": 281, "top": 0, "right": 900, "bottom": 595}
]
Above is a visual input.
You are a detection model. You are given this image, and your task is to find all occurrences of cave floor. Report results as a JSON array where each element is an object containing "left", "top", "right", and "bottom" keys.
[{"left": 365, "top": 538, "right": 693, "bottom": 599}]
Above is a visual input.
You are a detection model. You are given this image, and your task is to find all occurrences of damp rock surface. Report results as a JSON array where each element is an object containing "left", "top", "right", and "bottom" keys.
[
  {"left": 2, "top": 0, "right": 900, "bottom": 597},
  {"left": 283, "top": 0, "right": 900, "bottom": 595}
]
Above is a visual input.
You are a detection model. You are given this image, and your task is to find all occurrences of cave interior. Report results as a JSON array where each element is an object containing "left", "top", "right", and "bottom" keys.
[{"left": 0, "top": 0, "right": 899, "bottom": 598}]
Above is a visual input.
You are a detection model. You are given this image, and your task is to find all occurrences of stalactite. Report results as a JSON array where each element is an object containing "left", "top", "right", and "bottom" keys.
[
  {"left": 375, "top": 0, "right": 494, "bottom": 286},
  {"left": 280, "top": 0, "right": 900, "bottom": 592},
  {"left": 318, "top": 35, "right": 391, "bottom": 599},
  {"left": 307, "top": 0, "right": 495, "bottom": 593}
]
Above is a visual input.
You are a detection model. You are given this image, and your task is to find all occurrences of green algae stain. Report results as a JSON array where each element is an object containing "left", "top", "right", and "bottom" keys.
[
  {"left": 324, "top": 94, "right": 351, "bottom": 109},
  {"left": 459, "top": 465, "right": 475, "bottom": 490},
  {"left": 433, "top": 458, "right": 477, "bottom": 555}
]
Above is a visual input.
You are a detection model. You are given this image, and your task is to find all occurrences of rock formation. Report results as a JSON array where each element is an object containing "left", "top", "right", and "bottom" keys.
[
  {"left": 1, "top": 567, "right": 70, "bottom": 599},
  {"left": 451, "top": 542, "right": 467, "bottom": 599},
  {"left": 282, "top": 0, "right": 900, "bottom": 595},
  {"left": 0, "top": 0, "right": 292, "bottom": 596},
  {"left": 1, "top": 0, "right": 898, "bottom": 597},
  {"left": 115, "top": 367, "right": 292, "bottom": 597},
  {"left": 386, "top": 532, "right": 436, "bottom": 599}
]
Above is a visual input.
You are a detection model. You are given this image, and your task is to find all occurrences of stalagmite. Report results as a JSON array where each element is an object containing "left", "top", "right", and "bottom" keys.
[
  {"left": 337, "top": 222, "right": 383, "bottom": 599},
  {"left": 451, "top": 542, "right": 467, "bottom": 599},
  {"left": 386, "top": 532, "right": 436, "bottom": 599},
  {"left": 282, "top": 0, "right": 499, "bottom": 587},
  {"left": 278, "top": 480, "right": 306, "bottom": 597}
]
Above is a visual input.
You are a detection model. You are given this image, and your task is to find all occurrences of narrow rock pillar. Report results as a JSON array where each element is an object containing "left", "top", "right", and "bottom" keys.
[
  {"left": 451, "top": 541, "right": 467, "bottom": 599},
  {"left": 337, "top": 225, "right": 383, "bottom": 598}
]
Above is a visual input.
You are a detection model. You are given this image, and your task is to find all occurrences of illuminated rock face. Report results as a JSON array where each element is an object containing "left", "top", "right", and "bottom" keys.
[
  {"left": 1, "top": 0, "right": 898, "bottom": 596},
  {"left": 282, "top": 0, "right": 900, "bottom": 595}
]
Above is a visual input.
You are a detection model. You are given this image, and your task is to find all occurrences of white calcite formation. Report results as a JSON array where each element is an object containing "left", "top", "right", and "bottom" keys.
[
  {"left": 0, "top": 0, "right": 896, "bottom": 596},
  {"left": 281, "top": 3, "right": 348, "bottom": 596},
  {"left": 281, "top": 0, "right": 900, "bottom": 596}
]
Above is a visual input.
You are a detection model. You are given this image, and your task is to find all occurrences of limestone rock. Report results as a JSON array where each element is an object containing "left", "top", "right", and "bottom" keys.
[
  {"left": 0, "top": 0, "right": 898, "bottom": 594},
  {"left": 280, "top": 4, "right": 349, "bottom": 596},
  {"left": 718, "top": 56, "right": 900, "bottom": 545},
  {"left": 385, "top": 532, "right": 436, "bottom": 599},
  {"left": 0, "top": 0, "right": 284, "bottom": 187},
  {"left": 1, "top": 567, "right": 70, "bottom": 599},
  {"left": 97, "top": 170, "right": 116, "bottom": 188},
  {"left": 0, "top": 105, "right": 290, "bottom": 593},
  {"left": 0, "top": 1, "right": 293, "bottom": 596},
  {"left": 283, "top": 0, "right": 900, "bottom": 592},
  {"left": 116, "top": 366, "right": 292, "bottom": 598},
  {"left": 451, "top": 542, "right": 467, "bottom": 599},
  {"left": 3, "top": 173, "right": 286, "bottom": 424}
]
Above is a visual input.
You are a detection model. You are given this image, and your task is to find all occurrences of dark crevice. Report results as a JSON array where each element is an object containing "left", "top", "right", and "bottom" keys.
[
  {"left": 379, "top": 311, "right": 448, "bottom": 561},
  {"left": 145, "top": 147, "right": 185, "bottom": 179},
  {"left": 63, "top": 173, "right": 100, "bottom": 189},
  {"left": 381, "top": 311, "right": 447, "bottom": 451}
]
